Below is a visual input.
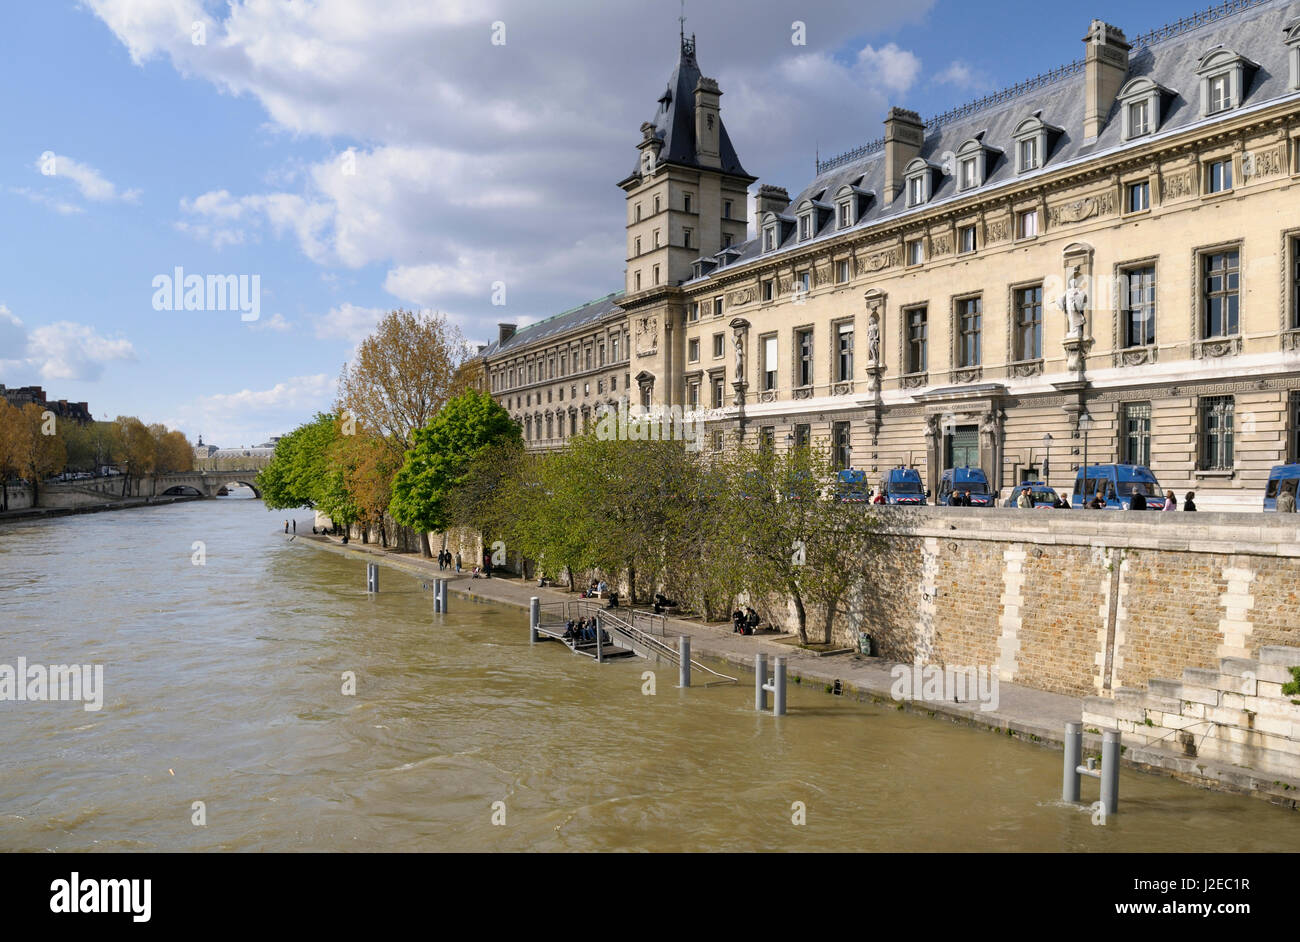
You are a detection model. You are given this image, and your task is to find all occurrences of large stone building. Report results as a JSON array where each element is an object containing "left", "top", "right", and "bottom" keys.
[
  {"left": 484, "top": 1, "right": 1300, "bottom": 509},
  {"left": 0, "top": 384, "right": 92, "bottom": 423}
]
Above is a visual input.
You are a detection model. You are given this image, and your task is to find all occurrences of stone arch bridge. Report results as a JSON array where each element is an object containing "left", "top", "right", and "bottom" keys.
[{"left": 54, "top": 470, "right": 265, "bottom": 500}]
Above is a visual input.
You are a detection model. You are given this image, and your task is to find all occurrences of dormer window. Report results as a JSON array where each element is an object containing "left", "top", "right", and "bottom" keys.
[
  {"left": 763, "top": 225, "right": 777, "bottom": 252},
  {"left": 1012, "top": 114, "right": 1060, "bottom": 174},
  {"left": 1116, "top": 77, "right": 1171, "bottom": 140},
  {"left": 1286, "top": 17, "right": 1300, "bottom": 90},
  {"left": 799, "top": 213, "right": 812, "bottom": 241},
  {"left": 954, "top": 137, "right": 999, "bottom": 193},
  {"left": 1196, "top": 47, "right": 1258, "bottom": 118},
  {"left": 761, "top": 211, "right": 797, "bottom": 252},
  {"left": 903, "top": 157, "right": 939, "bottom": 207},
  {"left": 833, "top": 183, "right": 871, "bottom": 229}
]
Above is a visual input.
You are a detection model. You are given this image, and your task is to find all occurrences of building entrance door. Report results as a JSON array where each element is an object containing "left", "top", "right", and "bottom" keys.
[{"left": 945, "top": 424, "right": 979, "bottom": 468}]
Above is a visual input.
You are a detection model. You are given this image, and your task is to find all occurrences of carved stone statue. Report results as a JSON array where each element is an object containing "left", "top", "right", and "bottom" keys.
[
  {"left": 1057, "top": 268, "right": 1088, "bottom": 339},
  {"left": 733, "top": 332, "right": 745, "bottom": 382},
  {"left": 866, "top": 313, "right": 881, "bottom": 366},
  {"left": 924, "top": 414, "right": 940, "bottom": 443}
]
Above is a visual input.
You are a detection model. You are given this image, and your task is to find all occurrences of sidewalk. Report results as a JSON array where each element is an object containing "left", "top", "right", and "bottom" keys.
[{"left": 294, "top": 532, "right": 1300, "bottom": 807}]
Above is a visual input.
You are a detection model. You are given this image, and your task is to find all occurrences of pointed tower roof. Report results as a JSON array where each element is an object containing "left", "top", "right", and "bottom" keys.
[{"left": 626, "top": 34, "right": 753, "bottom": 183}]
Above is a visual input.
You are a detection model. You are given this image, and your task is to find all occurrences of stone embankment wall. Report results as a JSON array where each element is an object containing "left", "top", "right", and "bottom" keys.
[
  {"left": 1084, "top": 645, "right": 1300, "bottom": 780},
  {"left": 837, "top": 508, "right": 1299, "bottom": 699}
]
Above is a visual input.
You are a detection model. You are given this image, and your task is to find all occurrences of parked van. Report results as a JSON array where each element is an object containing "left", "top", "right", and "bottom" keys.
[
  {"left": 1070, "top": 464, "right": 1163, "bottom": 509},
  {"left": 936, "top": 467, "right": 992, "bottom": 506},
  {"left": 1263, "top": 463, "right": 1300, "bottom": 511},
  {"left": 835, "top": 468, "right": 871, "bottom": 502},
  {"left": 882, "top": 466, "right": 926, "bottom": 505}
]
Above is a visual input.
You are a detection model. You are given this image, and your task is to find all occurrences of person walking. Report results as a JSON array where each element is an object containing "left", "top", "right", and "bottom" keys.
[
  {"left": 292, "top": 519, "right": 296, "bottom": 533},
  {"left": 1183, "top": 491, "right": 1198, "bottom": 511},
  {"left": 1278, "top": 483, "right": 1297, "bottom": 513},
  {"left": 455, "top": 552, "right": 462, "bottom": 573},
  {"left": 1162, "top": 490, "right": 1177, "bottom": 511},
  {"left": 284, "top": 520, "right": 289, "bottom": 533},
  {"left": 1129, "top": 486, "right": 1147, "bottom": 511}
]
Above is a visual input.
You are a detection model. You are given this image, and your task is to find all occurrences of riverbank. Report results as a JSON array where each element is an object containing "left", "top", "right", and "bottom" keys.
[
  {"left": 0, "top": 493, "right": 204, "bottom": 524},
  {"left": 294, "top": 531, "right": 1300, "bottom": 809}
]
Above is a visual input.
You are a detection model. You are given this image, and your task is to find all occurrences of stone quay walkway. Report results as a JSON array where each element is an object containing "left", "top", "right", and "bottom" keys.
[{"left": 293, "top": 531, "right": 1299, "bottom": 807}]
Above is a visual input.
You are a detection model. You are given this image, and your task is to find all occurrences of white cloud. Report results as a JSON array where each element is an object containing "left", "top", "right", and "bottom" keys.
[
  {"left": 855, "top": 43, "right": 923, "bottom": 95},
  {"left": 247, "top": 312, "right": 291, "bottom": 332},
  {"left": 934, "top": 61, "right": 993, "bottom": 92},
  {"left": 10, "top": 186, "right": 85, "bottom": 216},
  {"left": 0, "top": 306, "right": 136, "bottom": 383},
  {"left": 310, "top": 303, "right": 387, "bottom": 342},
  {"left": 35, "top": 153, "right": 140, "bottom": 203},
  {"left": 163, "top": 373, "right": 335, "bottom": 448}
]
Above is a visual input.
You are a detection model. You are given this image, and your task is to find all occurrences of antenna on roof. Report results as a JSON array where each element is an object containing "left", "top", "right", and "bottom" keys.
[{"left": 680, "top": 0, "right": 685, "bottom": 45}]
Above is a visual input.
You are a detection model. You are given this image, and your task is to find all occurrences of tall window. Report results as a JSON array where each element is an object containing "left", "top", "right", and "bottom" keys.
[
  {"left": 723, "top": 200, "right": 732, "bottom": 219},
  {"left": 957, "top": 297, "right": 982, "bottom": 367},
  {"left": 762, "top": 280, "right": 774, "bottom": 302},
  {"left": 1200, "top": 396, "right": 1235, "bottom": 470},
  {"left": 1017, "top": 210, "right": 1038, "bottom": 239},
  {"left": 764, "top": 228, "right": 776, "bottom": 252},
  {"left": 711, "top": 374, "right": 725, "bottom": 408},
  {"left": 959, "top": 225, "right": 977, "bottom": 253},
  {"left": 1128, "top": 99, "right": 1150, "bottom": 136},
  {"left": 799, "top": 215, "right": 811, "bottom": 240},
  {"left": 906, "top": 239, "right": 924, "bottom": 266},
  {"left": 635, "top": 203, "right": 642, "bottom": 222},
  {"left": 1203, "top": 250, "right": 1240, "bottom": 338},
  {"left": 714, "top": 297, "right": 724, "bottom": 318},
  {"left": 1290, "top": 391, "right": 1300, "bottom": 463},
  {"left": 1292, "top": 237, "right": 1300, "bottom": 329},
  {"left": 1014, "top": 285, "right": 1042, "bottom": 361},
  {"left": 653, "top": 195, "right": 661, "bottom": 213},
  {"left": 688, "top": 302, "right": 699, "bottom": 322},
  {"left": 687, "top": 338, "right": 700, "bottom": 362},
  {"left": 687, "top": 381, "right": 699, "bottom": 409},
  {"left": 762, "top": 336, "right": 778, "bottom": 390},
  {"left": 712, "top": 333, "right": 724, "bottom": 358},
  {"left": 1123, "top": 402, "right": 1152, "bottom": 467},
  {"left": 653, "top": 264, "right": 660, "bottom": 286},
  {"left": 794, "top": 424, "right": 811, "bottom": 449},
  {"left": 906, "top": 307, "right": 928, "bottom": 374},
  {"left": 797, "top": 271, "right": 811, "bottom": 293},
  {"left": 837, "top": 259, "right": 850, "bottom": 283},
  {"left": 907, "top": 176, "right": 924, "bottom": 206},
  {"left": 1207, "top": 158, "right": 1233, "bottom": 193},
  {"left": 1127, "top": 181, "right": 1150, "bottom": 213},
  {"left": 683, "top": 228, "right": 692, "bottom": 249},
  {"left": 683, "top": 193, "right": 692, "bottom": 213},
  {"left": 634, "top": 236, "right": 641, "bottom": 255},
  {"left": 759, "top": 427, "right": 775, "bottom": 453},
  {"left": 611, "top": 336, "right": 620, "bottom": 361},
  {"left": 1123, "top": 266, "right": 1156, "bottom": 347},
  {"left": 837, "top": 322, "right": 854, "bottom": 382},
  {"left": 838, "top": 202, "right": 851, "bottom": 228},
  {"left": 1208, "top": 73, "right": 1231, "bottom": 113},
  {"left": 797, "top": 329, "right": 814, "bottom": 387},
  {"left": 832, "top": 422, "right": 851, "bottom": 470},
  {"left": 959, "top": 158, "right": 977, "bottom": 190},
  {"left": 1019, "top": 137, "right": 1038, "bottom": 171}
]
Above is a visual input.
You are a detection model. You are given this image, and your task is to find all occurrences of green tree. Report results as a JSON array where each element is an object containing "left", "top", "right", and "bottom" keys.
[
  {"left": 390, "top": 390, "right": 520, "bottom": 554},
  {"left": 258, "top": 413, "right": 346, "bottom": 521}
]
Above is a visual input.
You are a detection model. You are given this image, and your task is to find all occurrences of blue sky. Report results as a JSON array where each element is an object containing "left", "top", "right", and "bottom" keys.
[{"left": 0, "top": 0, "right": 1224, "bottom": 446}]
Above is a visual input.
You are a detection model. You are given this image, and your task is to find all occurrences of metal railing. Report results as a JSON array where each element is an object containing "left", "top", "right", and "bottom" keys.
[{"left": 598, "top": 609, "right": 737, "bottom": 686}]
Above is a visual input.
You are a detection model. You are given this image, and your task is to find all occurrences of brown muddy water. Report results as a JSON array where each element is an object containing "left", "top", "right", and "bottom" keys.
[{"left": 0, "top": 495, "right": 1296, "bottom": 851}]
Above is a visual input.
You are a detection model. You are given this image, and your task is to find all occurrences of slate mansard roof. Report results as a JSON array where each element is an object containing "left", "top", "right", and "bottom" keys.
[
  {"left": 622, "top": 36, "right": 754, "bottom": 184},
  {"left": 483, "top": 291, "right": 626, "bottom": 358},
  {"left": 687, "top": 0, "right": 1300, "bottom": 283}
]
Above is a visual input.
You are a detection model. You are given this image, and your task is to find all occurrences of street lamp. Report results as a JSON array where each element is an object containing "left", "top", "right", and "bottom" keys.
[
  {"left": 1041, "top": 432, "right": 1054, "bottom": 486},
  {"left": 1078, "top": 410, "right": 1094, "bottom": 502}
]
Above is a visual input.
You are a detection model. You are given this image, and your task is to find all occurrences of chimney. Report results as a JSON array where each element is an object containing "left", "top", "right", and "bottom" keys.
[
  {"left": 694, "top": 76, "right": 722, "bottom": 168},
  {"left": 497, "top": 323, "right": 517, "bottom": 346},
  {"left": 754, "top": 184, "right": 790, "bottom": 217},
  {"left": 883, "top": 108, "right": 925, "bottom": 206},
  {"left": 1083, "top": 20, "right": 1131, "bottom": 142}
]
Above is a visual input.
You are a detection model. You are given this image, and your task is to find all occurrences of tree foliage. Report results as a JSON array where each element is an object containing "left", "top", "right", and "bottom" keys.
[{"left": 389, "top": 390, "right": 520, "bottom": 544}]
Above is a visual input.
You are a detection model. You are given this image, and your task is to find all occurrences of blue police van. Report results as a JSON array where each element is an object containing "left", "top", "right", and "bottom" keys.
[
  {"left": 835, "top": 468, "right": 871, "bottom": 502},
  {"left": 883, "top": 466, "right": 926, "bottom": 504},
  {"left": 1263, "top": 463, "right": 1300, "bottom": 511},
  {"left": 1070, "top": 464, "right": 1164, "bottom": 509},
  {"left": 936, "top": 467, "right": 992, "bottom": 506}
]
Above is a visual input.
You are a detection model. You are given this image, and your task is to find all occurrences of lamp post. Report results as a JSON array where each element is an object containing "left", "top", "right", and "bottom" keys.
[
  {"left": 1042, "top": 432, "right": 1054, "bottom": 486},
  {"left": 1078, "top": 410, "right": 1094, "bottom": 502}
]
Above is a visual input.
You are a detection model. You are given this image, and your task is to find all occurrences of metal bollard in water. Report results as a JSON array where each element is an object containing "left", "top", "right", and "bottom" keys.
[
  {"left": 772, "top": 656, "right": 787, "bottom": 716},
  {"left": 1100, "top": 729, "right": 1120, "bottom": 815},
  {"left": 596, "top": 615, "right": 604, "bottom": 663},
  {"left": 1062, "top": 722, "right": 1082, "bottom": 802},
  {"left": 529, "top": 596, "right": 539, "bottom": 644},
  {"left": 366, "top": 562, "right": 379, "bottom": 593},
  {"left": 755, "top": 653, "right": 767, "bottom": 712},
  {"left": 678, "top": 636, "right": 690, "bottom": 688}
]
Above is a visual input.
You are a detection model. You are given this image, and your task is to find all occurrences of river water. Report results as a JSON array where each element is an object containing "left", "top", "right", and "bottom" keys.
[{"left": 0, "top": 494, "right": 1295, "bottom": 851}]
